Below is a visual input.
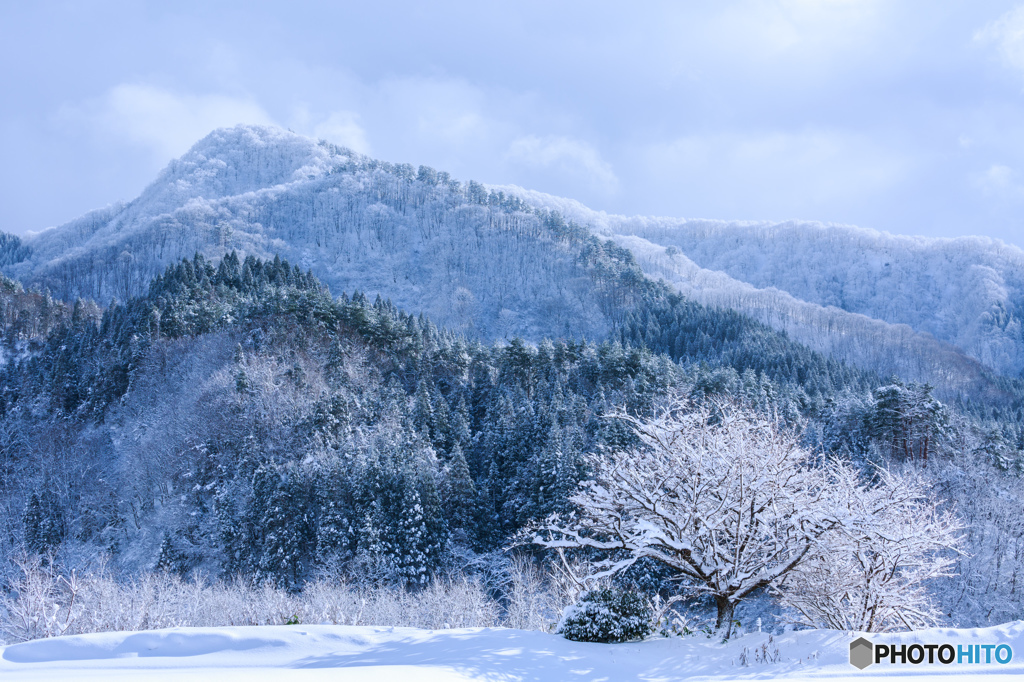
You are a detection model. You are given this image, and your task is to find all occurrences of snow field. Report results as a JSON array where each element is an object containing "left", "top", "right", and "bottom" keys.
[{"left": 2, "top": 621, "right": 1023, "bottom": 681}]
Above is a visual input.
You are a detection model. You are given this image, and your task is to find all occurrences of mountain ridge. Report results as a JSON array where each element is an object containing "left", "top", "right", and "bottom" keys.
[
  {"left": 496, "top": 183, "right": 1024, "bottom": 378},
  {"left": 4, "top": 124, "right": 1022, "bottom": 394}
]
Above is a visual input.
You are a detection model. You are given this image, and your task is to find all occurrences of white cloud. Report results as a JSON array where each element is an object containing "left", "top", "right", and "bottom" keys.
[
  {"left": 695, "top": 0, "right": 885, "bottom": 60},
  {"left": 974, "top": 163, "right": 1024, "bottom": 196},
  {"left": 377, "top": 76, "right": 498, "bottom": 147},
  {"left": 638, "top": 129, "right": 906, "bottom": 216},
  {"left": 313, "top": 111, "right": 371, "bottom": 154},
  {"left": 506, "top": 135, "right": 618, "bottom": 193},
  {"left": 60, "top": 84, "right": 276, "bottom": 160},
  {"left": 975, "top": 5, "right": 1024, "bottom": 73}
]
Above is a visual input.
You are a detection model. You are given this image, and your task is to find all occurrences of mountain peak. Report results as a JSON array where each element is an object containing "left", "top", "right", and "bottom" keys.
[{"left": 135, "top": 125, "right": 349, "bottom": 214}]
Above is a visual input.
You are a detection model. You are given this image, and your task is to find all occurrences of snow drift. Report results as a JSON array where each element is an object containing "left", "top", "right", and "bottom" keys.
[{"left": 2, "top": 622, "right": 1023, "bottom": 681}]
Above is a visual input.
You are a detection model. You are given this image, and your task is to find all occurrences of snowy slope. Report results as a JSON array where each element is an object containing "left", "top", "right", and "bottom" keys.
[
  {"left": 496, "top": 185, "right": 1024, "bottom": 389},
  {"left": 623, "top": 220, "right": 1024, "bottom": 378},
  {"left": 9, "top": 126, "right": 623, "bottom": 342},
  {"left": 8, "top": 124, "right": 1024, "bottom": 382},
  {"left": 2, "top": 622, "right": 1022, "bottom": 681},
  {"left": 612, "top": 233, "right": 995, "bottom": 396}
]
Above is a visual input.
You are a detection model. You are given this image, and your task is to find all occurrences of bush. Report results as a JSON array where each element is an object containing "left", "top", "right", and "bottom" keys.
[
  {"left": 0, "top": 557, "right": 502, "bottom": 643},
  {"left": 558, "top": 588, "right": 652, "bottom": 643}
]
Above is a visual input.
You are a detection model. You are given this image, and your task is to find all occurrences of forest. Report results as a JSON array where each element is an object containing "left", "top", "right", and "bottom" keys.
[
  {"left": 0, "top": 248, "right": 1022, "bottom": 638},
  {"left": 0, "top": 126, "right": 1023, "bottom": 642}
]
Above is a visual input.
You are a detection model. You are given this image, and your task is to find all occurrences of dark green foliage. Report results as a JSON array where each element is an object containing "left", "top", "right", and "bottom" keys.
[
  {"left": 559, "top": 588, "right": 653, "bottom": 643},
  {"left": 155, "top": 532, "right": 190, "bottom": 575},
  {"left": 868, "top": 379, "right": 947, "bottom": 461},
  {"left": 23, "top": 490, "right": 64, "bottom": 555},
  {"left": 619, "top": 291, "right": 878, "bottom": 400},
  {"left": 252, "top": 466, "right": 315, "bottom": 589},
  {"left": 0, "top": 252, "right": 324, "bottom": 421}
]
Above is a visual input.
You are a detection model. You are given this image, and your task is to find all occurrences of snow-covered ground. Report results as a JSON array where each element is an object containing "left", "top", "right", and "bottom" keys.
[{"left": 2, "top": 622, "right": 1022, "bottom": 681}]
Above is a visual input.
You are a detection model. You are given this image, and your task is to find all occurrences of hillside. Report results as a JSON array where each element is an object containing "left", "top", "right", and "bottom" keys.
[
  {"left": 625, "top": 221, "right": 1024, "bottom": 376},
  {"left": 5, "top": 125, "right": 1022, "bottom": 400},
  {"left": 1, "top": 255, "right": 1022, "bottom": 627},
  {"left": 4, "top": 126, "right": 643, "bottom": 343},
  {"left": 1, "top": 128, "right": 1024, "bottom": 630},
  {"left": 500, "top": 186, "right": 1024, "bottom": 381}
]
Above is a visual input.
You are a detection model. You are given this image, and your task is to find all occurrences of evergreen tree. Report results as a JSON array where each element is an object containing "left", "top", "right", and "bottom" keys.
[
  {"left": 23, "top": 490, "right": 64, "bottom": 555},
  {"left": 155, "top": 532, "right": 189, "bottom": 575},
  {"left": 253, "top": 467, "right": 313, "bottom": 589},
  {"left": 441, "top": 444, "right": 476, "bottom": 535}
]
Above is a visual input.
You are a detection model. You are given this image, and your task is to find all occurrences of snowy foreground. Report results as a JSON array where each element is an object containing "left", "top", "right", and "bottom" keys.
[{"left": 2, "top": 622, "right": 1023, "bottom": 681}]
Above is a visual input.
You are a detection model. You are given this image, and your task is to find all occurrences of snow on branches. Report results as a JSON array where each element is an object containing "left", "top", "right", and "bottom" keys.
[
  {"left": 533, "top": 400, "right": 962, "bottom": 636},
  {"left": 775, "top": 465, "right": 961, "bottom": 632}
]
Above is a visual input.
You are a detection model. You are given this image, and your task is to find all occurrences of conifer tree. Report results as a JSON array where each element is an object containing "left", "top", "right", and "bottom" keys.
[{"left": 23, "top": 490, "right": 64, "bottom": 555}]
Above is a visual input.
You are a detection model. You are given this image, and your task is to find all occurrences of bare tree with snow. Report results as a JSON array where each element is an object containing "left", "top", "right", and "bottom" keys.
[
  {"left": 775, "top": 464, "right": 962, "bottom": 632},
  {"left": 534, "top": 401, "right": 842, "bottom": 637}
]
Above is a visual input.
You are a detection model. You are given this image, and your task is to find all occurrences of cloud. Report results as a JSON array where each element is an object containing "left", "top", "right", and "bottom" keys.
[
  {"left": 692, "top": 0, "right": 886, "bottom": 63},
  {"left": 975, "top": 5, "right": 1024, "bottom": 73},
  {"left": 506, "top": 135, "right": 618, "bottom": 193},
  {"left": 637, "top": 129, "right": 907, "bottom": 217},
  {"left": 974, "top": 163, "right": 1024, "bottom": 197},
  {"left": 313, "top": 111, "right": 371, "bottom": 154},
  {"left": 60, "top": 84, "right": 276, "bottom": 160},
  {"left": 377, "top": 76, "right": 499, "bottom": 148}
]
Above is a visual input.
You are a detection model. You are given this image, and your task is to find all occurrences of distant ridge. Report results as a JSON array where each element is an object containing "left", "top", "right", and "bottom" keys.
[{"left": 497, "top": 184, "right": 1024, "bottom": 380}]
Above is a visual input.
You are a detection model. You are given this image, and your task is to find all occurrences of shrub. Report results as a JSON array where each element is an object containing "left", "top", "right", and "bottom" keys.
[
  {"left": 0, "top": 558, "right": 502, "bottom": 643},
  {"left": 558, "top": 588, "right": 652, "bottom": 643}
]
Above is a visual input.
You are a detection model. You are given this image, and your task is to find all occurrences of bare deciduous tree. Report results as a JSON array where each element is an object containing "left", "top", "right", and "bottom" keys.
[
  {"left": 535, "top": 400, "right": 963, "bottom": 636},
  {"left": 534, "top": 401, "right": 841, "bottom": 637},
  {"left": 775, "top": 465, "right": 962, "bottom": 632}
]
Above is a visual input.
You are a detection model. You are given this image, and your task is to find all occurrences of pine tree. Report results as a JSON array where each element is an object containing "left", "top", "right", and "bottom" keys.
[
  {"left": 442, "top": 444, "right": 476, "bottom": 534},
  {"left": 23, "top": 490, "right": 64, "bottom": 555},
  {"left": 315, "top": 467, "right": 356, "bottom": 568},
  {"left": 215, "top": 487, "right": 248, "bottom": 576},
  {"left": 254, "top": 467, "right": 312, "bottom": 589},
  {"left": 155, "top": 532, "right": 189, "bottom": 574}
]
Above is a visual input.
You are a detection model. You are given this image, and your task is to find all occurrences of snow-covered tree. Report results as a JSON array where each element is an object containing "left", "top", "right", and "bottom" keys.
[
  {"left": 534, "top": 401, "right": 841, "bottom": 637},
  {"left": 869, "top": 381, "right": 948, "bottom": 462},
  {"left": 23, "top": 490, "right": 65, "bottom": 556},
  {"left": 154, "top": 532, "right": 189, "bottom": 575},
  {"left": 775, "top": 464, "right": 961, "bottom": 632},
  {"left": 253, "top": 467, "right": 313, "bottom": 589}
]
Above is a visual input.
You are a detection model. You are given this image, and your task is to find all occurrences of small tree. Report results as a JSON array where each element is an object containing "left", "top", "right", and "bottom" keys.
[
  {"left": 23, "top": 490, "right": 65, "bottom": 556},
  {"left": 534, "top": 401, "right": 841, "bottom": 637},
  {"left": 774, "top": 465, "right": 961, "bottom": 632},
  {"left": 559, "top": 587, "right": 653, "bottom": 643}
]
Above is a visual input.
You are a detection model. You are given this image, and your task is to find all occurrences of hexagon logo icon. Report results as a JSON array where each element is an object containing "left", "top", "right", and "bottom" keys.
[{"left": 850, "top": 637, "right": 874, "bottom": 670}]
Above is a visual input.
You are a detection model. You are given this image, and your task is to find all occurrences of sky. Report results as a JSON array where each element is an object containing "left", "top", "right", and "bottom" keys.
[{"left": 4, "top": 1, "right": 1024, "bottom": 249}]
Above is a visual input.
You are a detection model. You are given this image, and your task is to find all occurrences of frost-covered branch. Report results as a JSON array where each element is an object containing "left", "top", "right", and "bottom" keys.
[{"left": 535, "top": 400, "right": 840, "bottom": 637}]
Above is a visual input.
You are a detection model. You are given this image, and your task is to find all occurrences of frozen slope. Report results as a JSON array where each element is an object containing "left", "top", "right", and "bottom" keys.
[
  {"left": 612, "top": 233, "right": 997, "bottom": 398},
  {"left": 624, "top": 220, "right": 1024, "bottom": 378},
  {"left": 2, "top": 622, "right": 1022, "bottom": 681}
]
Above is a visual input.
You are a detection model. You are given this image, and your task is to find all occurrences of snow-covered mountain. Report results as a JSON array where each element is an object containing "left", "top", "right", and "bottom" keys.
[
  {"left": 630, "top": 221, "right": 1024, "bottom": 377},
  {"left": 504, "top": 186, "right": 1024, "bottom": 379},
  {"left": 3, "top": 125, "right": 1024, "bottom": 638},
  {"left": 6, "top": 126, "right": 651, "bottom": 343},
  {"left": 6, "top": 124, "right": 1023, "bottom": 387}
]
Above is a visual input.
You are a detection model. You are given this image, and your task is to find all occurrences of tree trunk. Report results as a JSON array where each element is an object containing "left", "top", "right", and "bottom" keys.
[{"left": 715, "top": 595, "right": 736, "bottom": 639}]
